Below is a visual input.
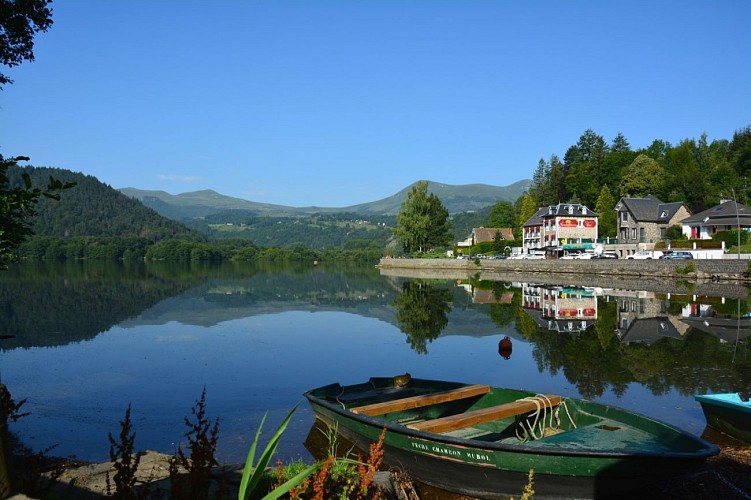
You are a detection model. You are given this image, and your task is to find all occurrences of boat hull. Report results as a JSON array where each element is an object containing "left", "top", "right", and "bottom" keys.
[
  {"left": 695, "top": 393, "right": 751, "bottom": 445},
  {"left": 306, "top": 378, "right": 718, "bottom": 499}
]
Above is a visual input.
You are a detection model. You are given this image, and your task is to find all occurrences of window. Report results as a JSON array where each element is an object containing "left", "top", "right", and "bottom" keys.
[
  {"left": 621, "top": 212, "right": 628, "bottom": 222},
  {"left": 631, "top": 228, "right": 637, "bottom": 239}
]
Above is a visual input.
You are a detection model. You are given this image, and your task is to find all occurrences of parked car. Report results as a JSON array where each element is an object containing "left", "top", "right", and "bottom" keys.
[
  {"left": 593, "top": 252, "right": 619, "bottom": 259},
  {"left": 523, "top": 253, "right": 546, "bottom": 260},
  {"left": 574, "top": 252, "right": 596, "bottom": 259},
  {"left": 626, "top": 251, "right": 663, "bottom": 259},
  {"left": 509, "top": 253, "right": 545, "bottom": 260},
  {"left": 659, "top": 251, "right": 694, "bottom": 260},
  {"left": 560, "top": 252, "right": 593, "bottom": 260}
]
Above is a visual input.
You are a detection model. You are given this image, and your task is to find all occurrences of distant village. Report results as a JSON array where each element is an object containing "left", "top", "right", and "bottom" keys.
[{"left": 458, "top": 195, "right": 751, "bottom": 260}]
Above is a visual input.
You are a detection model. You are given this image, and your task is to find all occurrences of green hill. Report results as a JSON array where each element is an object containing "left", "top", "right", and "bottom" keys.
[
  {"left": 120, "top": 179, "right": 531, "bottom": 220},
  {"left": 9, "top": 166, "right": 198, "bottom": 240}
]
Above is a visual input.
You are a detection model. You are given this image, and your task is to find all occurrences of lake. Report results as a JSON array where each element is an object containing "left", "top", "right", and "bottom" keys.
[{"left": 0, "top": 261, "right": 749, "bottom": 466}]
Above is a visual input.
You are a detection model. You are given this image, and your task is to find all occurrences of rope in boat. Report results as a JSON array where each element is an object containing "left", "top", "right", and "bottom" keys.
[
  {"left": 335, "top": 385, "right": 347, "bottom": 410},
  {"left": 515, "top": 394, "right": 576, "bottom": 443}
]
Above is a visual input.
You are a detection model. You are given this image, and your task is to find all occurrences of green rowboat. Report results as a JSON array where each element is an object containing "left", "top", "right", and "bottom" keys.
[{"left": 304, "top": 376, "right": 719, "bottom": 499}]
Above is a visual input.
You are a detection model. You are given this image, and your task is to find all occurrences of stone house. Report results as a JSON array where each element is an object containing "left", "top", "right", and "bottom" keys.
[
  {"left": 522, "top": 203, "right": 598, "bottom": 252},
  {"left": 614, "top": 195, "right": 691, "bottom": 244}
]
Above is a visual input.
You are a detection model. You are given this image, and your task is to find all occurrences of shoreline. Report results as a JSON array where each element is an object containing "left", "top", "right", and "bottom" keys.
[{"left": 379, "top": 257, "right": 751, "bottom": 285}]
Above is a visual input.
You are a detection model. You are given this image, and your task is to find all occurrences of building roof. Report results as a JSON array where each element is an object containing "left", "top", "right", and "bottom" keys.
[
  {"left": 616, "top": 195, "right": 689, "bottom": 223},
  {"left": 617, "top": 317, "right": 684, "bottom": 345},
  {"left": 523, "top": 203, "right": 598, "bottom": 227},
  {"left": 473, "top": 227, "right": 514, "bottom": 242},
  {"left": 681, "top": 200, "right": 751, "bottom": 225}
]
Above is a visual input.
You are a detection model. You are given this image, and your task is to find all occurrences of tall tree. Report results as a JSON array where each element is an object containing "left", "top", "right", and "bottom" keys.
[
  {"left": 393, "top": 181, "right": 451, "bottom": 253},
  {"left": 729, "top": 126, "right": 751, "bottom": 179},
  {"left": 610, "top": 133, "right": 631, "bottom": 152},
  {"left": 564, "top": 130, "right": 609, "bottom": 207},
  {"left": 486, "top": 200, "right": 518, "bottom": 233},
  {"left": 619, "top": 154, "right": 666, "bottom": 199},
  {"left": 0, "top": 0, "right": 53, "bottom": 87},
  {"left": 594, "top": 184, "right": 617, "bottom": 238},
  {"left": 517, "top": 194, "right": 538, "bottom": 237}
]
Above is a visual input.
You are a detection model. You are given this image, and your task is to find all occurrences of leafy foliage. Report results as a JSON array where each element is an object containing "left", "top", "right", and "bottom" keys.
[
  {"left": 525, "top": 126, "right": 751, "bottom": 219},
  {"left": 169, "top": 388, "right": 221, "bottom": 499},
  {"left": 0, "top": 157, "right": 75, "bottom": 266},
  {"left": 393, "top": 181, "right": 451, "bottom": 253},
  {"left": 594, "top": 185, "right": 616, "bottom": 237},
  {"left": 0, "top": 0, "right": 53, "bottom": 87},
  {"left": 107, "top": 405, "right": 145, "bottom": 499}
]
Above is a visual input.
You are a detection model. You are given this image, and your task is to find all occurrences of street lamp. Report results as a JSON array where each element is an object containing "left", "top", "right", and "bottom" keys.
[{"left": 732, "top": 188, "right": 741, "bottom": 259}]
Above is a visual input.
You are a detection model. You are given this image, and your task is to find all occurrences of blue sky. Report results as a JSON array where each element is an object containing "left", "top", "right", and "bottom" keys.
[{"left": 2, "top": 1, "right": 749, "bottom": 207}]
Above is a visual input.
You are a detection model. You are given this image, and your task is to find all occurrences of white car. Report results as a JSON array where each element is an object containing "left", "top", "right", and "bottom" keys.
[
  {"left": 560, "top": 252, "right": 594, "bottom": 260},
  {"left": 626, "top": 251, "right": 663, "bottom": 259},
  {"left": 574, "top": 252, "right": 595, "bottom": 259}
]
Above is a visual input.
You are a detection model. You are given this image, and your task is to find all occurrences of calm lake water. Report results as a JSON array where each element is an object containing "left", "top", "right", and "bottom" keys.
[{"left": 0, "top": 261, "right": 749, "bottom": 465}]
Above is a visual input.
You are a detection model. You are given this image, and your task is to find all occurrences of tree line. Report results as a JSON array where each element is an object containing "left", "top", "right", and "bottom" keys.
[{"left": 518, "top": 127, "right": 751, "bottom": 237}]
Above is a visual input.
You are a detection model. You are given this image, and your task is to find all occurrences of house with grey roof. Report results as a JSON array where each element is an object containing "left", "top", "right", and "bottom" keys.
[
  {"left": 614, "top": 195, "right": 691, "bottom": 244},
  {"left": 680, "top": 200, "right": 751, "bottom": 239}
]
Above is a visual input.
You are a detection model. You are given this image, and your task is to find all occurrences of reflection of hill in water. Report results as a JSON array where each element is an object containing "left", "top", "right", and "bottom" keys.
[
  {"left": 119, "top": 272, "right": 518, "bottom": 339},
  {"left": 0, "top": 263, "right": 517, "bottom": 350},
  {"left": 0, "top": 261, "right": 200, "bottom": 350}
]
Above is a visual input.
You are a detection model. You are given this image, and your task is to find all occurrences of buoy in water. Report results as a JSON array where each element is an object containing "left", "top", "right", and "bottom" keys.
[{"left": 498, "top": 336, "right": 513, "bottom": 360}]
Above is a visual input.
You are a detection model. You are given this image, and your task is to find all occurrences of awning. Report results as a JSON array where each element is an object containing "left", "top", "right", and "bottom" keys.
[{"left": 561, "top": 243, "right": 595, "bottom": 250}]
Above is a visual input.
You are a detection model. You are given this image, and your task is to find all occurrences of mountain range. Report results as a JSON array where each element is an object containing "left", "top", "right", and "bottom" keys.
[{"left": 120, "top": 179, "right": 531, "bottom": 220}]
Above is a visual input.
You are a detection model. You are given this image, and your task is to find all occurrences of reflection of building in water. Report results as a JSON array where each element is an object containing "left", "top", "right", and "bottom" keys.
[
  {"left": 522, "top": 284, "right": 597, "bottom": 333},
  {"left": 611, "top": 292, "right": 751, "bottom": 345},
  {"left": 677, "top": 296, "right": 751, "bottom": 344},
  {"left": 456, "top": 283, "right": 514, "bottom": 305},
  {"left": 611, "top": 291, "right": 687, "bottom": 344}
]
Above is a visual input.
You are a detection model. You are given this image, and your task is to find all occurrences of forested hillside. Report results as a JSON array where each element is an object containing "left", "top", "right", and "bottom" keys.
[
  {"left": 525, "top": 127, "right": 751, "bottom": 215},
  {"left": 196, "top": 210, "right": 395, "bottom": 249},
  {"left": 8, "top": 166, "right": 199, "bottom": 240}
]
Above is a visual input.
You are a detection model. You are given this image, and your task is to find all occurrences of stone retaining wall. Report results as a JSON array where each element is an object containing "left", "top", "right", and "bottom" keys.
[{"left": 379, "top": 257, "right": 750, "bottom": 283}]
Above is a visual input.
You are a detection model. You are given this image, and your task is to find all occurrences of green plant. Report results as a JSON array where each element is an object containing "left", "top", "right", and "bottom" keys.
[
  {"left": 106, "top": 404, "right": 145, "bottom": 499},
  {"left": 288, "top": 426, "right": 386, "bottom": 500},
  {"left": 674, "top": 261, "right": 695, "bottom": 275},
  {"left": 239, "top": 404, "right": 318, "bottom": 500},
  {"left": 169, "top": 388, "right": 221, "bottom": 499}
]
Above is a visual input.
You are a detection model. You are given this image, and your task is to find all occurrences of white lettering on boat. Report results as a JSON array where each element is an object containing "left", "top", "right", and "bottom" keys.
[
  {"left": 431, "top": 445, "right": 462, "bottom": 457},
  {"left": 409, "top": 440, "right": 492, "bottom": 464}
]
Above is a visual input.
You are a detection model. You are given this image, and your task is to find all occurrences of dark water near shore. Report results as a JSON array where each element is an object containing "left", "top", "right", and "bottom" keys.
[{"left": 0, "top": 261, "right": 749, "bottom": 465}]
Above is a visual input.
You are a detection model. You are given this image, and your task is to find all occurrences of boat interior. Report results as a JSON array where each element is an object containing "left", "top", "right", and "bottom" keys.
[{"left": 319, "top": 376, "right": 693, "bottom": 452}]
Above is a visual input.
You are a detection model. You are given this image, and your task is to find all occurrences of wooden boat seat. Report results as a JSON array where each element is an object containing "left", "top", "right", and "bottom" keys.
[
  {"left": 351, "top": 384, "right": 491, "bottom": 416},
  {"left": 407, "top": 395, "right": 562, "bottom": 434}
]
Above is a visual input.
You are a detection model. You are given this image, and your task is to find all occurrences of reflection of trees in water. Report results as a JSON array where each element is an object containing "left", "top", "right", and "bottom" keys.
[
  {"left": 487, "top": 281, "right": 519, "bottom": 328},
  {"left": 394, "top": 281, "right": 452, "bottom": 354},
  {"left": 518, "top": 298, "right": 751, "bottom": 400},
  {"left": 0, "top": 261, "right": 201, "bottom": 349}
]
